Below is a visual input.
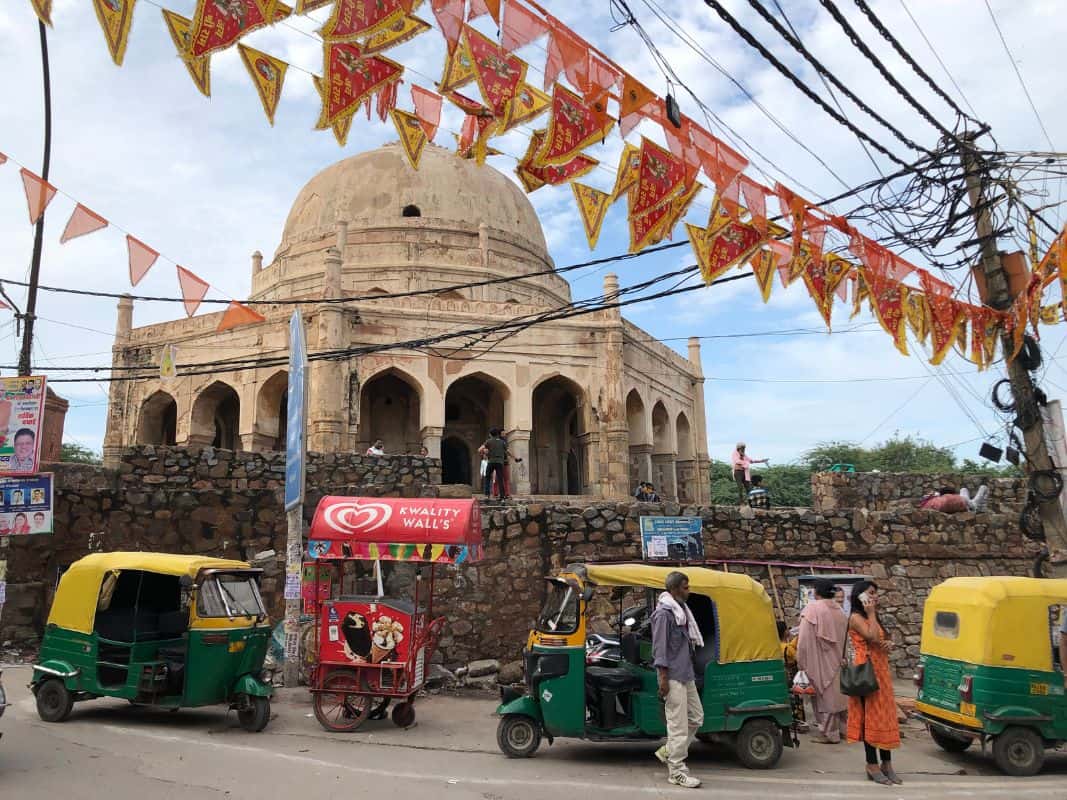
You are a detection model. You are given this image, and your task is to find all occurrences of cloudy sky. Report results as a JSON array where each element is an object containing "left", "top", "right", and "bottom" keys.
[{"left": 0, "top": 0, "right": 1064, "bottom": 467}]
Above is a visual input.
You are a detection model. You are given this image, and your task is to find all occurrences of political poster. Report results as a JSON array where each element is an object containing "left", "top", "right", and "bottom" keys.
[
  {"left": 0, "top": 375, "right": 46, "bottom": 475},
  {"left": 0, "top": 473, "right": 53, "bottom": 535}
]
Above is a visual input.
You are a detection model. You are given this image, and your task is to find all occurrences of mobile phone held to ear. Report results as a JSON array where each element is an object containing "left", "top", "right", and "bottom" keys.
[{"left": 858, "top": 591, "right": 873, "bottom": 609}]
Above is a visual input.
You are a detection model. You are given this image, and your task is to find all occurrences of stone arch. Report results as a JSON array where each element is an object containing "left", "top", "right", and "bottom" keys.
[
  {"left": 531, "top": 374, "right": 587, "bottom": 495},
  {"left": 137, "top": 390, "right": 177, "bottom": 446},
  {"left": 402, "top": 204, "right": 421, "bottom": 217},
  {"left": 676, "top": 412, "right": 693, "bottom": 460},
  {"left": 190, "top": 381, "right": 241, "bottom": 450},
  {"left": 441, "top": 436, "right": 472, "bottom": 486},
  {"left": 443, "top": 372, "right": 509, "bottom": 488},
  {"left": 626, "top": 388, "right": 650, "bottom": 487},
  {"left": 358, "top": 368, "right": 422, "bottom": 454},
  {"left": 255, "top": 370, "right": 288, "bottom": 451},
  {"left": 652, "top": 401, "right": 673, "bottom": 454},
  {"left": 675, "top": 411, "right": 696, "bottom": 504},
  {"left": 650, "top": 401, "right": 676, "bottom": 501}
]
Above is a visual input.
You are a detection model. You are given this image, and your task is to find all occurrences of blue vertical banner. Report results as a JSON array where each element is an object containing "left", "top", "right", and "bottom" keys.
[{"left": 285, "top": 309, "right": 308, "bottom": 512}]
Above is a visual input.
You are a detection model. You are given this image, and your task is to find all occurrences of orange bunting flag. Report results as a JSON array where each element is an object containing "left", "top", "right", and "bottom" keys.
[
  {"left": 431, "top": 0, "right": 465, "bottom": 51},
  {"left": 619, "top": 76, "right": 656, "bottom": 136},
  {"left": 376, "top": 80, "right": 399, "bottom": 121},
  {"left": 903, "top": 291, "right": 928, "bottom": 343},
  {"left": 632, "top": 137, "right": 686, "bottom": 217},
  {"left": 177, "top": 266, "right": 210, "bottom": 317},
  {"left": 315, "top": 43, "right": 404, "bottom": 129},
  {"left": 465, "top": 25, "right": 527, "bottom": 116},
  {"left": 516, "top": 129, "right": 598, "bottom": 192},
  {"left": 320, "top": 0, "right": 406, "bottom": 42},
  {"left": 802, "top": 254, "right": 850, "bottom": 329},
  {"left": 0, "top": 153, "right": 6, "bottom": 165},
  {"left": 502, "top": 82, "right": 551, "bottom": 131},
  {"left": 437, "top": 30, "right": 476, "bottom": 93},
  {"left": 363, "top": 14, "right": 432, "bottom": 55},
  {"left": 92, "top": 0, "right": 137, "bottom": 66},
  {"left": 571, "top": 182, "right": 611, "bottom": 250},
  {"left": 162, "top": 9, "right": 212, "bottom": 97},
  {"left": 610, "top": 142, "right": 642, "bottom": 202},
  {"left": 391, "top": 109, "right": 429, "bottom": 169},
  {"left": 127, "top": 235, "right": 159, "bottom": 286},
  {"left": 187, "top": 0, "right": 285, "bottom": 59},
  {"left": 866, "top": 270, "right": 909, "bottom": 356},
  {"left": 238, "top": 45, "right": 288, "bottom": 125},
  {"left": 411, "top": 85, "right": 442, "bottom": 140},
  {"left": 501, "top": 1, "right": 548, "bottom": 52},
  {"left": 30, "top": 0, "right": 53, "bottom": 26},
  {"left": 19, "top": 169, "right": 56, "bottom": 225},
  {"left": 920, "top": 272, "right": 964, "bottom": 364},
  {"left": 60, "top": 204, "right": 108, "bottom": 244},
  {"left": 543, "top": 20, "right": 586, "bottom": 91},
  {"left": 687, "top": 220, "right": 764, "bottom": 285},
  {"left": 739, "top": 175, "right": 769, "bottom": 232},
  {"left": 217, "top": 301, "right": 266, "bottom": 332},
  {"left": 468, "top": 0, "right": 500, "bottom": 23},
  {"left": 536, "top": 84, "right": 614, "bottom": 167},
  {"left": 692, "top": 128, "right": 748, "bottom": 199}
]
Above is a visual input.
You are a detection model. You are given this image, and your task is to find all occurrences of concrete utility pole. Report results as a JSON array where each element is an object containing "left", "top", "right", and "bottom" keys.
[{"left": 961, "top": 134, "right": 1067, "bottom": 573}]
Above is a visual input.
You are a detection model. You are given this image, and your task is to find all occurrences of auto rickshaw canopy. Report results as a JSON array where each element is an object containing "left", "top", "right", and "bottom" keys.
[
  {"left": 48, "top": 552, "right": 254, "bottom": 635},
  {"left": 582, "top": 563, "right": 781, "bottom": 664},
  {"left": 307, "top": 497, "right": 482, "bottom": 563},
  {"left": 921, "top": 576, "right": 1067, "bottom": 671}
]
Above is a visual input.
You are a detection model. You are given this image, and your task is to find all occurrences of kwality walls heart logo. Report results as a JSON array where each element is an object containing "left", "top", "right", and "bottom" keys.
[{"left": 321, "top": 499, "right": 394, "bottom": 535}]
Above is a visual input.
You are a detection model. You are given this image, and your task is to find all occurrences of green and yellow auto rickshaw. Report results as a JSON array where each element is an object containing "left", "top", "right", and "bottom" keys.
[
  {"left": 915, "top": 576, "right": 1067, "bottom": 775},
  {"left": 32, "top": 552, "right": 273, "bottom": 731},
  {"left": 496, "top": 563, "right": 793, "bottom": 768}
]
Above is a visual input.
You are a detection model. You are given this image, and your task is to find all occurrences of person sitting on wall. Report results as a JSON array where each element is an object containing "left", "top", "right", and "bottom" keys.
[
  {"left": 635, "top": 482, "right": 652, "bottom": 501},
  {"left": 645, "top": 483, "right": 661, "bottom": 503},
  {"left": 366, "top": 439, "right": 386, "bottom": 456},
  {"left": 918, "top": 485, "right": 989, "bottom": 513},
  {"left": 748, "top": 475, "right": 771, "bottom": 509}
]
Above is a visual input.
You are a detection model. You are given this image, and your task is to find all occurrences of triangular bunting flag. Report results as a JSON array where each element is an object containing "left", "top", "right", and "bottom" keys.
[
  {"left": 501, "top": 1, "right": 548, "bottom": 51},
  {"left": 60, "top": 204, "right": 108, "bottom": 244},
  {"left": 391, "top": 109, "right": 428, "bottom": 169},
  {"left": 536, "top": 84, "right": 614, "bottom": 167},
  {"left": 127, "top": 235, "right": 159, "bottom": 286},
  {"left": 162, "top": 9, "right": 212, "bottom": 97},
  {"left": 438, "top": 30, "right": 476, "bottom": 93},
  {"left": 866, "top": 271, "right": 909, "bottom": 356},
  {"left": 630, "top": 203, "right": 672, "bottom": 254},
  {"left": 160, "top": 343, "right": 178, "bottom": 382},
  {"left": 217, "top": 301, "right": 266, "bottom": 332},
  {"left": 30, "top": 0, "right": 53, "bottom": 26},
  {"left": 92, "top": 0, "right": 137, "bottom": 66},
  {"left": 610, "top": 142, "right": 642, "bottom": 202},
  {"left": 187, "top": 0, "right": 283, "bottom": 58},
  {"left": 619, "top": 75, "right": 656, "bottom": 133},
  {"left": 363, "top": 14, "right": 432, "bottom": 55},
  {"left": 0, "top": 153, "right": 7, "bottom": 165},
  {"left": 516, "top": 129, "right": 597, "bottom": 192},
  {"left": 904, "top": 291, "right": 928, "bottom": 344},
  {"left": 465, "top": 25, "right": 526, "bottom": 116},
  {"left": 501, "top": 82, "right": 550, "bottom": 131},
  {"left": 468, "top": 0, "right": 500, "bottom": 23},
  {"left": 20, "top": 169, "right": 56, "bottom": 225},
  {"left": 750, "top": 247, "right": 783, "bottom": 303},
  {"left": 663, "top": 180, "right": 704, "bottom": 239},
  {"left": 313, "top": 75, "right": 355, "bottom": 145},
  {"left": 921, "top": 272, "right": 964, "bottom": 365},
  {"left": 687, "top": 220, "right": 764, "bottom": 285},
  {"left": 320, "top": 0, "right": 406, "bottom": 41},
  {"left": 571, "top": 182, "right": 611, "bottom": 250},
  {"left": 543, "top": 20, "right": 586, "bottom": 90},
  {"left": 176, "top": 266, "right": 210, "bottom": 317},
  {"left": 238, "top": 45, "right": 288, "bottom": 126},
  {"left": 315, "top": 43, "right": 404, "bottom": 129},
  {"left": 431, "top": 0, "right": 464, "bottom": 51},
  {"left": 411, "top": 84, "right": 442, "bottom": 140},
  {"left": 632, "top": 136, "right": 686, "bottom": 217}
]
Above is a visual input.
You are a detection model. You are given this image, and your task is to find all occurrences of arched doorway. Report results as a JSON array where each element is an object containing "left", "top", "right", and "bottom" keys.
[
  {"left": 358, "top": 369, "right": 421, "bottom": 454},
  {"left": 626, "top": 388, "right": 650, "bottom": 488},
  {"left": 137, "top": 390, "right": 177, "bottom": 446},
  {"left": 255, "top": 371, "right": 288, "bottom": 451},
  {"left": 190, "top": 382, "right": 241, "bottom": 450},
  {"left": 443, "top": 374, "right": 507, "bottom": 488},
  {"left": 676, "top": 412, "right": 694, "bottom": 503},
  {"left": 441, "top": 437, "right": 472, "bottom": 485},
  {"left": 651, "top": 401, "right": 675, "bottom": 500},
  {"left": 531, "top": 376, "right": 586, "bottom": 495}
]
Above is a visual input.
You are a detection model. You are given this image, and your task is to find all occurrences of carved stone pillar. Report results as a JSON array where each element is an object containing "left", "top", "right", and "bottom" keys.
[
  {"left": 688, "top": 336, "right": 711, "bottom": 504},
  {"left": 507, "top": 428, "right": 532, "bottom": 496},
  {"left": 421, "top": 425, "right": 443, "bottom": 459},
  {"left": 630, "top": 443, "right": 653, "bottom": 487},
  {"left": 596, "top": 273, "right": 630, "bottom": 500},
  {"left": 651, "top": 453, "right": 678, "bottom": 501},
  {"left": 102, "top": 294, "right": 133, "bottom": 468},
  {"left": 309, "top": 247, "right": 345, "bottom": 453}
]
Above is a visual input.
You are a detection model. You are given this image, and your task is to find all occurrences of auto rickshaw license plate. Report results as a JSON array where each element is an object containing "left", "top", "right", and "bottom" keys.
[{"left": 959, "top": 701, "right": 976, "bottom": 716}]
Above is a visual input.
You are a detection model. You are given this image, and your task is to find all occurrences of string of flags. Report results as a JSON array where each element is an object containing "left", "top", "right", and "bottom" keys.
[{"left": 17, "top": 0, "right": 1067, "bottom": 370}]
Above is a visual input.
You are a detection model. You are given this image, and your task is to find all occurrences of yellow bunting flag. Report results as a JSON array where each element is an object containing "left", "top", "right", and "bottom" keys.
[
  {"left": 238, "top": 45, "right": 288, "bottom": 125},
  {"left": 687, "top": 220, "right": 764, "bottom": 285},
  {"left": 29, "top": 0, "right": 53, "bottom": 26},
  {"left": 159, "top": 344, "right": 178, "bottom": 382},
  {"left": 571, "top": 182, "right": 611, "bottom": 251},
  {"left": 363, "top": 14, "right": 431, "bottom": 55},
  {"left": 391, "top": 109, "right": 428, "bottom": 169},
  {"left": 903, "top": 291, "right": 928, "bottom": 344},
  {"left": 162, "top": 9, "right": 211, "bottom": 97},
  {"left": 313, "top": 75, "right": 354, "bottom": 146},
  {"left": 501, "top": 82, "right": 551, "bottom": 132},
  {"left": 217, "top": 301, "right": 266, "bottom": 332},
  {"left": 91, "top": 0, "right": 137, "bottom": 66},
  {"left": 438, "top": 32, "right": 476, "bottom": 93},
  {"left": 610, "top": 142, "right": 642, "bottom": 203},
  {"left": 750, "top": 248, "right": 778, "bottom": 303}
]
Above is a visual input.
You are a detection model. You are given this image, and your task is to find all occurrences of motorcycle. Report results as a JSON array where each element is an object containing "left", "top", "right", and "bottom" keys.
[{"left": 585, "top": 604, "right": 651, "bottom": 667}]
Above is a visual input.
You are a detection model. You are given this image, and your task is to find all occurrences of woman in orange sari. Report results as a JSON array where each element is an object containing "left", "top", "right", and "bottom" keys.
[{"left": 847, "top": 581, "right": 901, "bottom": 785}]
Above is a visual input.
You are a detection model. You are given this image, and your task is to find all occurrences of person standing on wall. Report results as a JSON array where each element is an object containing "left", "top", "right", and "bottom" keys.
[
  {"left": 481, "top": 428, "right": 520, "bottom": 501},
  {"left": 651, "top": 571, "right": 704, "bottom": 789},
  {"left": 797, "top": 578, "right": 848, "bottom": 744},
  {"left": 731, "top": 442, "right": 768, "bottom": 504}
]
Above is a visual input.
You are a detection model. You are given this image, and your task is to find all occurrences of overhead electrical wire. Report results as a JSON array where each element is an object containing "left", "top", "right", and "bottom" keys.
[{"left": 894, "top": 0, "right": 980, "bottom": 121}]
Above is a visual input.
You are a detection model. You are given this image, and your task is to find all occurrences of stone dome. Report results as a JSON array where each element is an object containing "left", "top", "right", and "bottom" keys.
[{"left": 277, "top": 142, "right": 549, "bottom": 258}]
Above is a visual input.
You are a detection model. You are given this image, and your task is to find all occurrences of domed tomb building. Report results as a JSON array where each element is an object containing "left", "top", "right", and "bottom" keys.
[{"left": 102, "top": 144, "right": 710, "bottom": 502}]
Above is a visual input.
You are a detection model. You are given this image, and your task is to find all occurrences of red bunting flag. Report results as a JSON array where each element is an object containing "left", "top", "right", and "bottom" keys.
[
  {"left": 127, "top": 235, "right": 159, "bottom": 286},
  {"left": 465, "top": 25, "right": 527, "bottom": 116},
  {"left": 411, "top": 85, "right": 442, "bottom": 140},
  {"left": 176, "top": 266, "right": 210, "bottom": 317},
  {"left": 468, "top": 0, "right": 501, "bottom": 23},
  {"left": 187, "top": 0, "right": 283, "bottom": 59},
  {"left": 535, "top": 84, "right": 614, "bottom": 167},
  {"left": 687, "top": 220, "right": 764, "bottom": 285},
  {"left": 501, "top": 1, "right": 548, "bottom": 52},
  {"left": 866, "top": 269, "right": 909, "bottom": 356},
  {"left": 315, "top": 43, "right": 404, "bottom": 129},
  {"left": 630, "top": 202, "right": 672, "bottom": 254},
  {"left": 20, "top": 169, "right": 56, "bottom": 225},
  {"left": 320, "top": 0, "right": 406, "bottom": 42},
  {"left": 217, "top": 301, "right": 266, "bottom": 332},
  {"left": 297, "top": 0, "right": 333, "bottom": 10},
  {"left": 60, "top": 204, "right": 109, "bottom": 244},
  {"left": 583, "top": 54, "right": 621, "bottom": 101},
  {"left": 920, "top": 271, "right": 965, "bottom": 364},
  {"left": 631, "top": 136, "right": 686, "bottom": 217},
  {"left": 516, "top": 129, "right": 598, "bottom": 192}
]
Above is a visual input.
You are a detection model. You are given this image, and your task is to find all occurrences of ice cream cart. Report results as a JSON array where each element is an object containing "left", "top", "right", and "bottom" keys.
[{"left": 306, "top": 496, "right": 482, "bottom": 732}]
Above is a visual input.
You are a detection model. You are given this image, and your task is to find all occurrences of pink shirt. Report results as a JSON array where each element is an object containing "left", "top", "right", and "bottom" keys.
[{"left": 731, "top": 450, "right": 755, "bottom": 481}]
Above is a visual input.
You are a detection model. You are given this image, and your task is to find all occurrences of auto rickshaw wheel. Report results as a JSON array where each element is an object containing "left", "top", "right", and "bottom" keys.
[
  {"left": 929, "top": 725, "right": 973, "bottom": 753},
  {"left": 736, "top": 718, "right": 783, "bottom": 769},
  {"left": 993, "top": 726, "right": 1045, "bottom": 776},
  {"left": 313, "top": 671, "right": 372, "bottom": 732},
  {"left": 237, "top": 695, "right": 271, "bottom": 733},
  {"left": 35, "top": 678, "right": 74, "bottom": 723},
  {"left": 391, "top": 701, "right": 416, "bottom": 728},
  {"left": 497, "top": 714, "right": 541, "bottom": 758}
]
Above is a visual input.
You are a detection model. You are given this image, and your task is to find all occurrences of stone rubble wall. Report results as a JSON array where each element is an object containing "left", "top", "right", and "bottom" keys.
[{"left": 812, "top": 471, "right": 1025, "bottom": 515}]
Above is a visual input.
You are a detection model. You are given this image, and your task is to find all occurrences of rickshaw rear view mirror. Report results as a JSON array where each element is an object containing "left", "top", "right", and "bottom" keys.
[
  {"left": 179, "top": 575, "right": 194, "bottom": 589},
  {"left": 581, "top": 586, "right": 595, "bottom": 602}
]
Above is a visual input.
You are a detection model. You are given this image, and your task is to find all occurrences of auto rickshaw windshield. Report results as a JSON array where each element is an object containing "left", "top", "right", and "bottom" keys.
[
  {"left": 537, "top": 580, "right": 579, "bottom": 634},
  {"left": 197, "top": 573, "right": 267, "bottom": 618}
]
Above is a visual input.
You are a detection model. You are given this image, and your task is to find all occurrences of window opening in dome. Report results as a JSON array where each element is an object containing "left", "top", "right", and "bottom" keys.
[{"left": 402, "top": 204, "right": 421, "bottom": 218}]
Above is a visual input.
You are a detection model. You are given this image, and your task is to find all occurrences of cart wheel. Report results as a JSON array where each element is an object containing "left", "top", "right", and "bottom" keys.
[
  {"left": 313, "top": 671, "right": 372, "bottom": 733},
  {"left": 35, "top": 678, "right": 74, "bottom": 723},
  {"left": 993, "top": 726, "right": 1045, "bottom": 776},
  {"left": 929, "top": 725, "right": 973, "bottom": 753},
  {"left": 736, "top": 719, "right": 783, "bottom": 769},
  {"left": 497, "top": 714, "right": 541, "bottom": 758},
  {"left": 391, "top": 701, "right": 416, "bottom": 728},
  {"left": 237, "top": 695, "right": 271, "bottom": 733},
  {"left": 369, "top": 697, "right": 391, "bottom": 721}
]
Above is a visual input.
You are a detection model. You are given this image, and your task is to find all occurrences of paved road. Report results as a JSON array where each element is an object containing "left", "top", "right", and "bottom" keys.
[{"left": 3, "top": 665, "right": 1067, "bottom": 798}]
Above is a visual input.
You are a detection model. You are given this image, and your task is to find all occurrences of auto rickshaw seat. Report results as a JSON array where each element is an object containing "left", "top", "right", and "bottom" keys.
[
  {"left": 621, "top": 633, "right": 640, "bottom": 665},
  {"left": 585, "top": 666, "right": 643, "bottom": 692}
]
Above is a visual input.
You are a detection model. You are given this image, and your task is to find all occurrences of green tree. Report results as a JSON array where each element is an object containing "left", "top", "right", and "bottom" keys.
[{"left": 61, "top": 442, "right": 101, "bottom": 464}]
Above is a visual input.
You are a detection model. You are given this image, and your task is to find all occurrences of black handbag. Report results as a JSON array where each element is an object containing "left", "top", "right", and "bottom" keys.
[{"left": 839, "top": 631, "right": 880, "bottom": 697}]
